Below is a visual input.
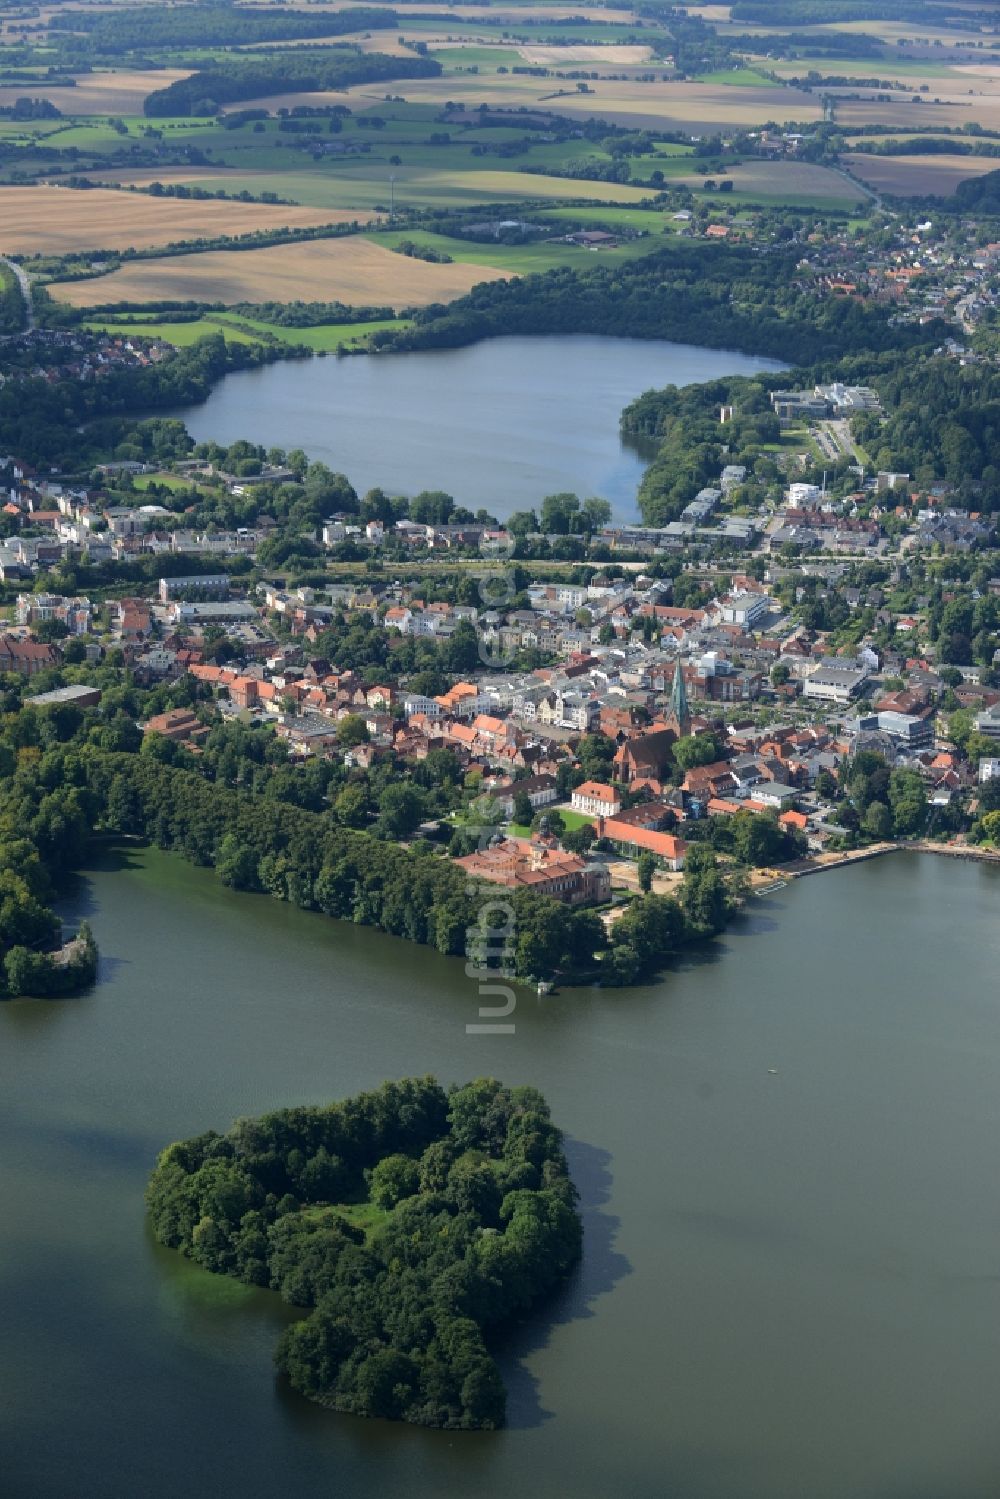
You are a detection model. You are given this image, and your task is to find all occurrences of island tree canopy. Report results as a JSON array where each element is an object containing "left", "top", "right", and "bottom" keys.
[{"left": 146, "top": 1076, "right": 582, "bottom": 1429}]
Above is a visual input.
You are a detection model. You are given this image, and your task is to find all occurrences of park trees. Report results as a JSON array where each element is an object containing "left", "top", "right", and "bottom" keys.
[{"left": 673, "top": 734, "right": 719, "bottom": 772}]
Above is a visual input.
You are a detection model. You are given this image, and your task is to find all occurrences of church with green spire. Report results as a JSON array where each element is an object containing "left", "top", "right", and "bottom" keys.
[{"left": 666, "top": 657, "right": 691, "bottom": 737}]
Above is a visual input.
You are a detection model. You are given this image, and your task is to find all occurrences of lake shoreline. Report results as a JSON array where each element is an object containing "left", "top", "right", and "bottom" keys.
[
  {"left": 6, "top": 847, "right": 1000, "bottom": 1498},
  {"left": 170, "top": 332, "right": 787, "bottom": 522}
]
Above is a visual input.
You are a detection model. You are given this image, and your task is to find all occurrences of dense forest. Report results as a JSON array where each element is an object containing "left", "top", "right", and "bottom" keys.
[
  {"left": 146, "top": 1076, "right": 581, "bottom": 1427},
  {"left": 144, "top": 49, "right": 442, "bottom": 117},
  {"left": 373, "top": 244, "right": 945, "bottom": 367},
  {"left": 622, "top": 344, "right": 1000, "bottom": 523},
  {"left": 954, "top": 170, "right": 1000, "bottom": 216},
  {"left": 850, "top": 357, "right": 1000, "bottom": 505},
  {"left": 728, "top": 1, "right": 986, "bottom": 24},
  {"left": 49, "top": 5, "right": 397, "bottom": 55},
  {"left": 0, "top": 725, "right": 99, "bottom": 999}
]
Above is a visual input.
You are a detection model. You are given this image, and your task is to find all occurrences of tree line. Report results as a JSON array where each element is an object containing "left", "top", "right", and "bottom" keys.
[
  {"left": 0, "top": 262, "right": 26, "bottom": 337},
  {"left": 50, "top": 5, "right": 397, "bottom": 56},
  {"left": 370, "top": 243, "right": 946, "bottom": 367},
  {"left": 144, "top": 49, "right": 442, "bottom": 117},
  {"left": 0, "top": 723, "right": 100, "bottom": 998}
]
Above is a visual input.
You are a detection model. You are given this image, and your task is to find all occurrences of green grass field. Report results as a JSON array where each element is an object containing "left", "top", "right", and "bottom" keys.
[
  {"left": 370, "top": 226, "right": 663, "bottom": 273},
  {"left": 86, "top": 316, "right": 259, "bottom": 346},
  {"left": 213, "top": 312, "right": 412, "bottom": 350},
  {"left": 535, "top": 204, "right": 672, "bottom": 231},
  {"left": 86, "top": 312, "right": 412, "bottom": 351},
  {"left": 131, "top": 472, "right": 198, "bottom": 492},
  {"left": 326, "top": 1200, "right": 390, "bottom": 1238}
]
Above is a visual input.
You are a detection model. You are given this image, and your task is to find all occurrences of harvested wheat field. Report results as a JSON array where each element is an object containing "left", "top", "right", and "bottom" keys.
[
  {"left": 518, "top": 44, "right": 655, "bottom": 65},
  {"left": 677, "top": 158, "right": 866, "bottom": 202},
  {"left": 219, "top": 88, "right": 372, "bottom": 115},
  {"left": 0, "top": 186, "right": 354, "bottom": 256},
  {"left": 0, "top": 68, "right": 192, "bottom": 116},
  {"left": 274, "top": 1, "right": 637, "bottom": 15},
  {"left": 843, "top": 152, "right": 1000, "bottom": 198},
  {"left": 833, "top": 95, "right": 1000, "bottom": 133},
  {"left": 48, "top": 236, "right": 508, "bottom": 310},
  {"left": 378, "top": 74, "right": 822, "bottom": 131}
]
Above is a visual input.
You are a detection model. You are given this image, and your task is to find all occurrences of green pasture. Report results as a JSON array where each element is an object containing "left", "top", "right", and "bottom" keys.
[
  {"left": 370, "top": 226, "right": 663, "bottom": 271},
  {"left": 85, "top": 316, "right": 260, "bottom": 346},
  {"left": 85, "top": 312, "right": 411, "bottom": 351}
]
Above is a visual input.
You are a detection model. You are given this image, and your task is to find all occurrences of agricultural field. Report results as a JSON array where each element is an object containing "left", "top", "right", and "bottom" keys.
[
  {"left": 342, "top": 74, "right": 824, "bottom": 132},
  {"left": 843, "top": 152, "right": 1000, "bottom": 199},
  {"left": 0, "top": 0, "right": 938, "bottom": 325},
  {"left": 672, "top": 158, "right": 868, "bottom": 206},
  {"left": 832, "top": 94, "right": 1000, "bottom": 134},
  {"left": 0, "top": 185, "right": 359, "bottom": 256},
  {"left": 0, "top": 69, "right": 193, "bottom": 115},
  {"left": 516, "top": 44, "right": 655, "bottom": 65},
  {"left": 89, "top": 164, "right": 655, "bottom": 212},
  {"left": 50, "top": 235, "right": 510, "bottom": 309},
  {"left": 694, "top": 67, "right": 781, "bottom": 89}
]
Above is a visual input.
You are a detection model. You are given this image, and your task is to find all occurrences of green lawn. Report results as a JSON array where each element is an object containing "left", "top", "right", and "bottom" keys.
[
  {"left": 508, "top": 808, "right": 594, "bottom": 838},
  {"left": 554, "top": 808, "right": 596, "bottom": 832}
]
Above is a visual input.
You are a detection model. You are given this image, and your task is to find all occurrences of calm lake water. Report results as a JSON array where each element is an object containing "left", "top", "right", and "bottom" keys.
[
  {"left": 175, "top": 335, "right": 786, "bottom": 521},
  {"left": 3, "top": 847, "right": 1000, "bottom": 1498}
]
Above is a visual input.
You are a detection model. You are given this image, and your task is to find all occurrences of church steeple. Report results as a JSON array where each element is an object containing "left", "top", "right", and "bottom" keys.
[{"left": 669, "top": 657, "right": 691, "bottom": 735}]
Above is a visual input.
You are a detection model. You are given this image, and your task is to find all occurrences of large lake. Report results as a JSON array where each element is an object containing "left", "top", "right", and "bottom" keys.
[
  {"left": 174, "top": 335, "right": 787, "bottom": 521},
  {"left": 3, "top": 848, "right": 1000, "bottom": 1498}
]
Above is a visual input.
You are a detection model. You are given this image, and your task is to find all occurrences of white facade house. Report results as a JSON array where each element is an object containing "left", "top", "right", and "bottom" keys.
[
  {"left": 571, "top": 781, "right": 622, "bottom": 818},
  {"left": 403, "top": 694, "right": 442, "bottom": 719}
]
